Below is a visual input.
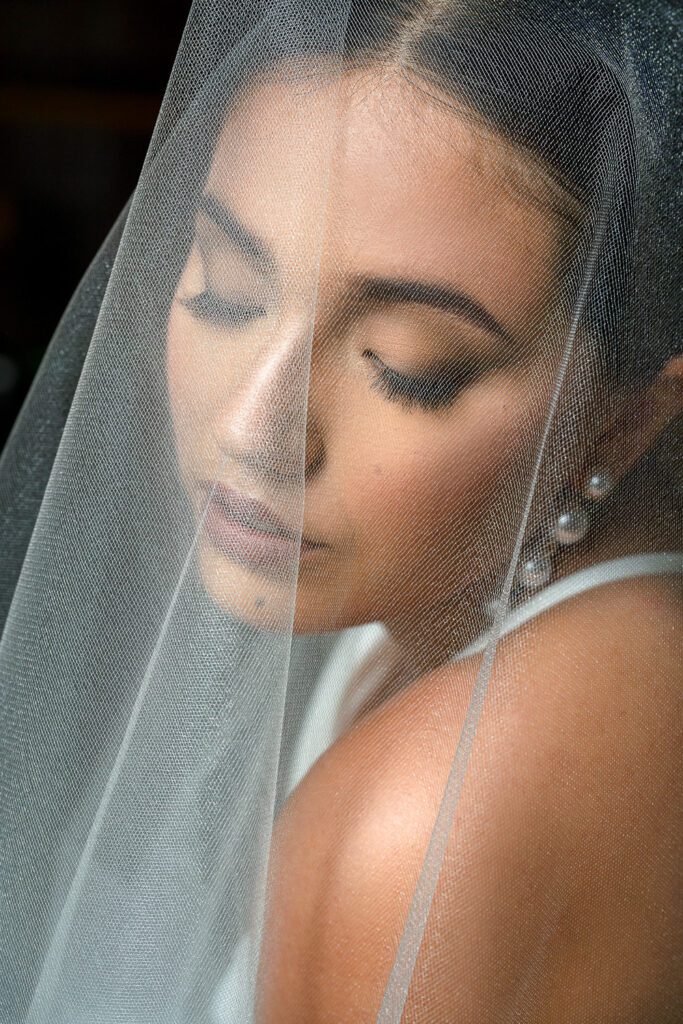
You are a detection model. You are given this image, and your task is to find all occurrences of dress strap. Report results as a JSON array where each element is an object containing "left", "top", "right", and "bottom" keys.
[
  {"left": 450, "top": 551, "right": 683, "bottom": 663},
  {"left": 287, "top": 552, "right": 683, "bottom": 796}
]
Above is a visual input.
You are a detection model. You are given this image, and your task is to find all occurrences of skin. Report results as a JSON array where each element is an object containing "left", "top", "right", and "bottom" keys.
[
  {"left": 257, "top": 575, "right": 683, "bottom": 1022},
  {"left": 167, "top": 68, "right": 576, "bottom": 657},
  {"left": 167, "top": 66, "right": 683, "bottom": 1021}
]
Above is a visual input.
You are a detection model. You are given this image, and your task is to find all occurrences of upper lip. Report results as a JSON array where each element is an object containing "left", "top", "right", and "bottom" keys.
[{"left": 198, "top": 481, "right": 326, "bottom": 547}]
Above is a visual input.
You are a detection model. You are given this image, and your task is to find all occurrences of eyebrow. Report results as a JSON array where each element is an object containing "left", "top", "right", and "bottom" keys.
[
  {"left": 355, "top": 277, "right": 514, "bottom": 346},
  {"left": 198, "top": 192, "right": 514, "bottom": 345},
  {"left": 198, "top": 192, "right": 276, "bottom": 275}
]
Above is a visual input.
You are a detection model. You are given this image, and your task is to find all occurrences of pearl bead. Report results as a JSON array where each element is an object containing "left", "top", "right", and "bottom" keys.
[
  {"left": 584, "top": 469, "right": 615, "bottom": 500},
  {"left": 554, "top": 506, "right": 589, "bottom": 545},
  {"left": 516, "top": 550, "right": 553, "bottom": 590}
]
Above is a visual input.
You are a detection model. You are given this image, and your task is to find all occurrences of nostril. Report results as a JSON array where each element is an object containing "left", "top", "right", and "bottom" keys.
[
  {"left": 305, "top": 448, "right": 325, "bottom": 479},
  {"left": 304, "top": 426, "right": 325, "bottom": 479}
]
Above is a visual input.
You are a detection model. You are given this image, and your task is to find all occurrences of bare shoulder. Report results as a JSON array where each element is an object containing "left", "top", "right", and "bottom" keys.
[{"left": 256, "top": 575, "right": 682, "bottom": 1022}]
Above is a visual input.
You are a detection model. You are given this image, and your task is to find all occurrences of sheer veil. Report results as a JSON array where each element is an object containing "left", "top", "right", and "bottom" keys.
[{"left": 0, "top": 2, "right": 680, "bottom": 1021}]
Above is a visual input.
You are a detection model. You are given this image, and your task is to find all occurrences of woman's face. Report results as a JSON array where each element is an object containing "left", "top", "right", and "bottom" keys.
[{"left": 166, "top": 69, "right": 569, "bottom": 635}]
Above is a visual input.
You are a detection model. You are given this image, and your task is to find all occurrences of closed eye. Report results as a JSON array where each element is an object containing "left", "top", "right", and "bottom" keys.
[
  {"left": 181, "top": 289, "right": 267, "bottom": 329},
  {"left": 363, "top": 349, "right": 483, "bottom": 412}
]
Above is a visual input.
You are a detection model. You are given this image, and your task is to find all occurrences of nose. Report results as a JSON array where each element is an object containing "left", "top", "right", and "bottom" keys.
[{"left": 212, "top": 315, "right": 325, "bottom": 487}]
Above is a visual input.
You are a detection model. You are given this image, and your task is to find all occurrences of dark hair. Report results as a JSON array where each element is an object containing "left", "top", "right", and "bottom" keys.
[
  {"left": 247, "top": 0, "right": 680, "bottom": 387},
  {"left": 369, "top": 3, "right": 679, "bottom": 387}
]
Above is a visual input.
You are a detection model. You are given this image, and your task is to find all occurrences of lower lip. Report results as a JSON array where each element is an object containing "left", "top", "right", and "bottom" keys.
[{"left": 202, "top": 495, "right": 326, "bottom": 575}]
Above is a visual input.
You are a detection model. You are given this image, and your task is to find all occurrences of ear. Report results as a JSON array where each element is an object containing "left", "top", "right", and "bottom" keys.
[{"left": 588, "top": 354, "right": 683, "bottom": 485}]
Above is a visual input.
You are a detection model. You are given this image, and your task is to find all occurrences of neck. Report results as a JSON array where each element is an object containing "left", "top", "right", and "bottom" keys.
[{"left": 385, "top": 455, "right": 681, "bottom": 676}]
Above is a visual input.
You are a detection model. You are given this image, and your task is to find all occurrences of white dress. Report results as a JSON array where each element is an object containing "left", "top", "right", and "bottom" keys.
[{"left": 211, "top": 551, "right": 683, "bottom": 1022}]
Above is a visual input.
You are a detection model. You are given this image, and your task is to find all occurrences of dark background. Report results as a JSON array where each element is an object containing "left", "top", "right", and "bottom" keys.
[{"left": 0, "top": 0, "right": 190, "bottom": 447}]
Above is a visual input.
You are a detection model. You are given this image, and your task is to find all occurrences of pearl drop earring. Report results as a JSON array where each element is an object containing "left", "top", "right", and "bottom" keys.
[
  {"left": 583, "top": 467, "right": 616, "bottom": 501},
  {"left": 512, "top": 465, "right": 615, "bottom": 596},
  {"left": 553, "top": 505, "right": 589, "bottom": 545},
  {"left": 516, "top": 545, "right": 554, "bottom": 590}
]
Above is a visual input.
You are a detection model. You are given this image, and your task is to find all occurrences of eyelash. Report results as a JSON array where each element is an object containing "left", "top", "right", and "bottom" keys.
[
  {"left": 363, "top": 349, "right": 481, "bottom": 412},
  {"left": 180, "top": 291, "right": 480, "bottom": 411},
  {"left": 181, "top": 289, "right": 266, "bottom": 329}
]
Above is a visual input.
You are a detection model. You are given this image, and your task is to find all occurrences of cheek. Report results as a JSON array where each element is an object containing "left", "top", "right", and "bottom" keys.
[
  {"left": 344, "top": 376, "right": 551, "bottom": 581},
  {"left": 166, "top": 245, "right": 215, "bottom": 438},
  {"left": 165, "top": 303, "right": 217, "bottom": 483},
  {"left": 166, "top": 306, "right": 195, "bottom": 434},
  {"left": 166, "top": 306, "right": 186, "bottom": 426}
]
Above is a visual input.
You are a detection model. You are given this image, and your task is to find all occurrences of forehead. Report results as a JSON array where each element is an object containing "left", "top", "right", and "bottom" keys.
[{"left": 206, "top": 68, "right": 565, "bottom": 332}]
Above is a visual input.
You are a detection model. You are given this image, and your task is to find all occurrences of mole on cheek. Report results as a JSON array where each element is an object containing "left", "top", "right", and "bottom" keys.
[
  {"left": 254, "top": 596, "right": 266, "bottom": 609},
  {"left": 373, "top": 464, "right": 383, "bottom": 476}
]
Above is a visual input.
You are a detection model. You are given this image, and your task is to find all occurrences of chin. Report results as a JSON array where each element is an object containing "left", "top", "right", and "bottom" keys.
[
  {"left": 197, "top": 540, "right": 368, "bottom": 636},
  {"left": 197, "top": 542, "right": 299, "bottom": 633}
]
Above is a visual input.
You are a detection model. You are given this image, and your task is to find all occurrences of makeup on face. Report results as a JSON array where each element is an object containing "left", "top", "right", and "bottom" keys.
[
  {"left": 198, "top": 480, "right": 328, "bottom": 578},
  {"left": 181, "top": 190, "right": 523, "bottom": 415},
  {"left": 166, "top": 69, "right": 566, "bottom": 635}
]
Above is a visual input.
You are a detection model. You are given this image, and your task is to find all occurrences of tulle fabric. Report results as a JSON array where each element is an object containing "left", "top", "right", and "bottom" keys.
[{"left": 0, "top": 2, "right": 680, "bottom": 1021}]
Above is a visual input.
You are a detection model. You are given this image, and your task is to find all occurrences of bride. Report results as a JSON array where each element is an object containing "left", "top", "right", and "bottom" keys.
[
  {"left": 0, "top": 2, "right": 680, "bottom": 1022},
  {"left": 165, "top": 3, "right": 683, "bottom": 1021}
]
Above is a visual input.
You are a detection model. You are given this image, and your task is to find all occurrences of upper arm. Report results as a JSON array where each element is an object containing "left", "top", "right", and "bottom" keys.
[
  {"left": 255, "top": 681, "right": 565, "bottom": 1022},
  {"left": 255, "top": 582, "right": 682, "bottom": 1023},
  {"left": 254, "top": 682, "right": 453, "bottom": 1024}
]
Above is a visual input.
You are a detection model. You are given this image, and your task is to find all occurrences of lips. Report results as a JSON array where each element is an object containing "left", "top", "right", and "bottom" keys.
[
  {"left": 201, "top": 482, "right": 299, "bottom": 538},
  {"left": 197, "top": 480, "right": 327, "bottom": 575}
]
